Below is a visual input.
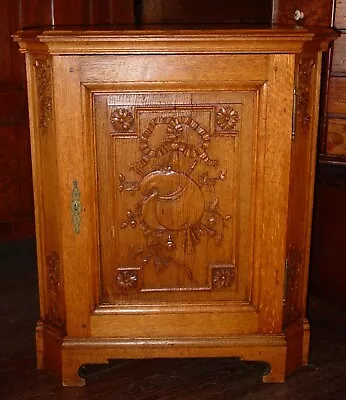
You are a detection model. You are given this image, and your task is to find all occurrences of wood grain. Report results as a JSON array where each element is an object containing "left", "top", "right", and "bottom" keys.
[
  {"left": 327, "top": 76, "right": 346, "bottom": 114},
  {"left": 272, "top": 0, "right": 334, "bottom": 27},
  {"left": 258, "top": 54, "right": 294, "bottom": 334},
  {"left": 0, "top": 0, "right": 135, "bottom": 241},
  {"left": 0, "top": 0, "right": 34, "bottom": 240},
  {"left": 332, "top": 34, "right": 346, "bottom": 73},
  {"left": 335, "top": 0, "right": 346, "bottom": 29},
  {"left": 52, "top": 56, "right": 96, "bottom": 337},
  {"left": 90, "top": 0, "right": 134, "bottom": 24},
  {"left": 326, "top": 118, "right": 346, "bottom": 155},
  {"left": 14, "top": 26, "right": 335, "bottom": 386},
  {"left": 141, "top": 0, "right": 272, "bottom": 24},
  {"left": 310, "top": 164, "right": 346, "bottom": 308}
]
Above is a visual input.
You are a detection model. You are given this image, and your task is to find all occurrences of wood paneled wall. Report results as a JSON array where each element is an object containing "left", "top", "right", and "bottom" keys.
[
  {"left": 3, "top": 0, "right": 336, "bottom": 241},
  {"left": 0, "top": 0, "right": 134, "bottom": 241},
  {"left": 1, "top": 0, "right": 33, "bottom": 241},
  {"left": 141, "top": 0, "right": 272, "bottom": 24}
]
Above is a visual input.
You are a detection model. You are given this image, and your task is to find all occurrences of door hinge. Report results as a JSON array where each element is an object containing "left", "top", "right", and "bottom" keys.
[
  {"left": 283, "top": 258, "right": 289, "bottom": 305},
  {"left": 291, "top": 85, "right": 297, "bottom": 141}
]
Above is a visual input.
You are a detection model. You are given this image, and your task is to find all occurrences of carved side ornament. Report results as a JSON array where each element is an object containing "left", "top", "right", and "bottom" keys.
[
  {"left": 285, "top": 246, "right": 304, "bottom": 323},
  {"left": 46, "top": 251, "right": 63, "bottom": 327},
  {"left": 35, "top": 57, "right": 53, "bottom": 135},
  {"left": 297, "top": 56, "right": 316, "bottom": 131}
]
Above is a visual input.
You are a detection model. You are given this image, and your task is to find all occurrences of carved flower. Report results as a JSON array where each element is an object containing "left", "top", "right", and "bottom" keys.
[
  {"left": 216, "top": 107, "right": 240, "bottom": 131},
  {"left": 115, "top": 270, "right": 138, "bottom": 290},
  {"left": 212, "top": 266, "right": 235, "bottom": 289},
  {"left": 111, "top": 108, "right": 134, "bottom": 131}
]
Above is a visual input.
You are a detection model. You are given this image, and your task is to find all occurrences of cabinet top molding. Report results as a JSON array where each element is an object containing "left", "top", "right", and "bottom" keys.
[{"left": 14, "top": 25, "right": 338, "bottom": 55}]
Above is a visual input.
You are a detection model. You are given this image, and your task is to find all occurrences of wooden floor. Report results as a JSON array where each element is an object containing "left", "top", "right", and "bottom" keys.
[{"left": 1, "top": 239, "right": 346, "bottom": 399}]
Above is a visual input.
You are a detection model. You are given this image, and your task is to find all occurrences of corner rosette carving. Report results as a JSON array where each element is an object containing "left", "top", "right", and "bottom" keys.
[
  {"left": 212, "top": 265, "right": 236, "bottom": 289},
  {"left": 297, "top": 57, "right": 316, "bottom": 130},
  {"left": 216, "top": 107, "right": 240, "bottom": 132},
  {"left": 110, "top": 108, "right": 134, "bottom": 132},
  {"left": 115, "top": 269, "right": 139, "bottom": 291}
]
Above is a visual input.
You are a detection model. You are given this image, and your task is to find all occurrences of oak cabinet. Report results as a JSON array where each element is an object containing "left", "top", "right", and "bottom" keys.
[{"left": 14, "top": 26, "right": 336, "bottom": 386}]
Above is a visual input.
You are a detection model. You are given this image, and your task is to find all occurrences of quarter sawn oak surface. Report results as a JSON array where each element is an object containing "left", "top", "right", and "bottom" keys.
[{"left": 14, "top": 25, "right": 337, "bottom": 386}]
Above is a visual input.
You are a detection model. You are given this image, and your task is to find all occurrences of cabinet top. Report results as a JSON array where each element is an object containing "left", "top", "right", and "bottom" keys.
[{"left": 14, "top": 25, "right": 338, "bottom": 55}]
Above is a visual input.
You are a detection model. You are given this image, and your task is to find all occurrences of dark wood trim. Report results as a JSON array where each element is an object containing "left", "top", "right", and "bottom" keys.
[{"left": 318, "top": 153, "right": 346, "bottom": 165}]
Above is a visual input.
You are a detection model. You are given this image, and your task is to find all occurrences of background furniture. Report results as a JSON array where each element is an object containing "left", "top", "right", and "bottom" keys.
[
  {"left": 319, "top": 0, "right": 346, "bottom": 161},
  {"left": 308, "top": 0, "right": 346, "bottom": 309},
  {"left": 0, "top": 0, "right": 134, "bottom": 241},
  {"left": 310, "top": 165, "right": 346, "bottom": 309},
  {"left": 1, "top": 1, "right": 340, "bottom": 239}
]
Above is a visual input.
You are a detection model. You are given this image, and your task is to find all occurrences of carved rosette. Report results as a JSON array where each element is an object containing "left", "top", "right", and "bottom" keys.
[
  {"left": 46, "top": 251, "right": 63, "bottom": 327},
  {"left": 212, "top": 265, "right": 236, "bottom": 289},
  {"left": 110, "top": 108, "right": 134, "bottom": 132},
  {"left": 297, "top": 56, "right": 316, "bottom": 130},
  {"left": 216, "top": 106, "right": 240, "bottom": 132},
  {"left": 285, "top": 246, "right": 304, "bottom": 323},
  {"left": 35, "top": 57, "right": 53, "bottom": 135},
  {"left": 115, "top": 268, "right": 139, "bottom": 291}
]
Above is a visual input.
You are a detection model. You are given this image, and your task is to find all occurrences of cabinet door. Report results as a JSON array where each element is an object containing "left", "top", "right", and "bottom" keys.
[
  {"left": 93, "top": 89, "right": 259, "bottom": 336},
  {"left": 55, "top": 54, "right": 294, "bottom": 338}
]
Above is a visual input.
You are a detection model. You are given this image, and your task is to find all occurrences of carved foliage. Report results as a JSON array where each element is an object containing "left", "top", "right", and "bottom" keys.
[
  {"left": 35, "top": 58, "right": 53, "bottom": 135},
  {"left": 285, "top": 246, "right": 304, "bottom": 322},
  {"left": 46, "top": 251, "right": 63, "bottom": 327},
  {"left": 117, "top": 109, "right": 233, "bottom": 289},
  {"left": 297, "top": 56, "right": 316, "bottom": 131},
  {"left": 119, "top": 174, "right": 140, "bottom": 194}
]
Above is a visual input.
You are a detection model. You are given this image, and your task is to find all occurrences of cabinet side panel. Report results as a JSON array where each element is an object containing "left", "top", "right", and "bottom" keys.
[
  {"left": 25, "top": 53, "right": 65, "bottom": 331},
  {"left": 25, "top": 53, "right": 47, "bottom": 320},
  {"left": 284, "top": 51, "right": 323, "bottom": 327}
]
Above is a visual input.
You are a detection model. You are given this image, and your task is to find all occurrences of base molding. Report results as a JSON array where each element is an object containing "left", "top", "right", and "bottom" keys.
[
  {"left": 284, "top": 318, "right": 310, "bottom": 376},
  {"left": 35, "top": 319, "right": 309, "bottom": 386}
]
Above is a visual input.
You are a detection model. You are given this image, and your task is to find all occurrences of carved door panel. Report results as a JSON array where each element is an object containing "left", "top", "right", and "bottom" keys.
[
  {"left": 74, "top": 53, "right": 295, "bottom": 338},
  {"left": 94, "top": 89, "right": 257, "bottom": 317}
]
